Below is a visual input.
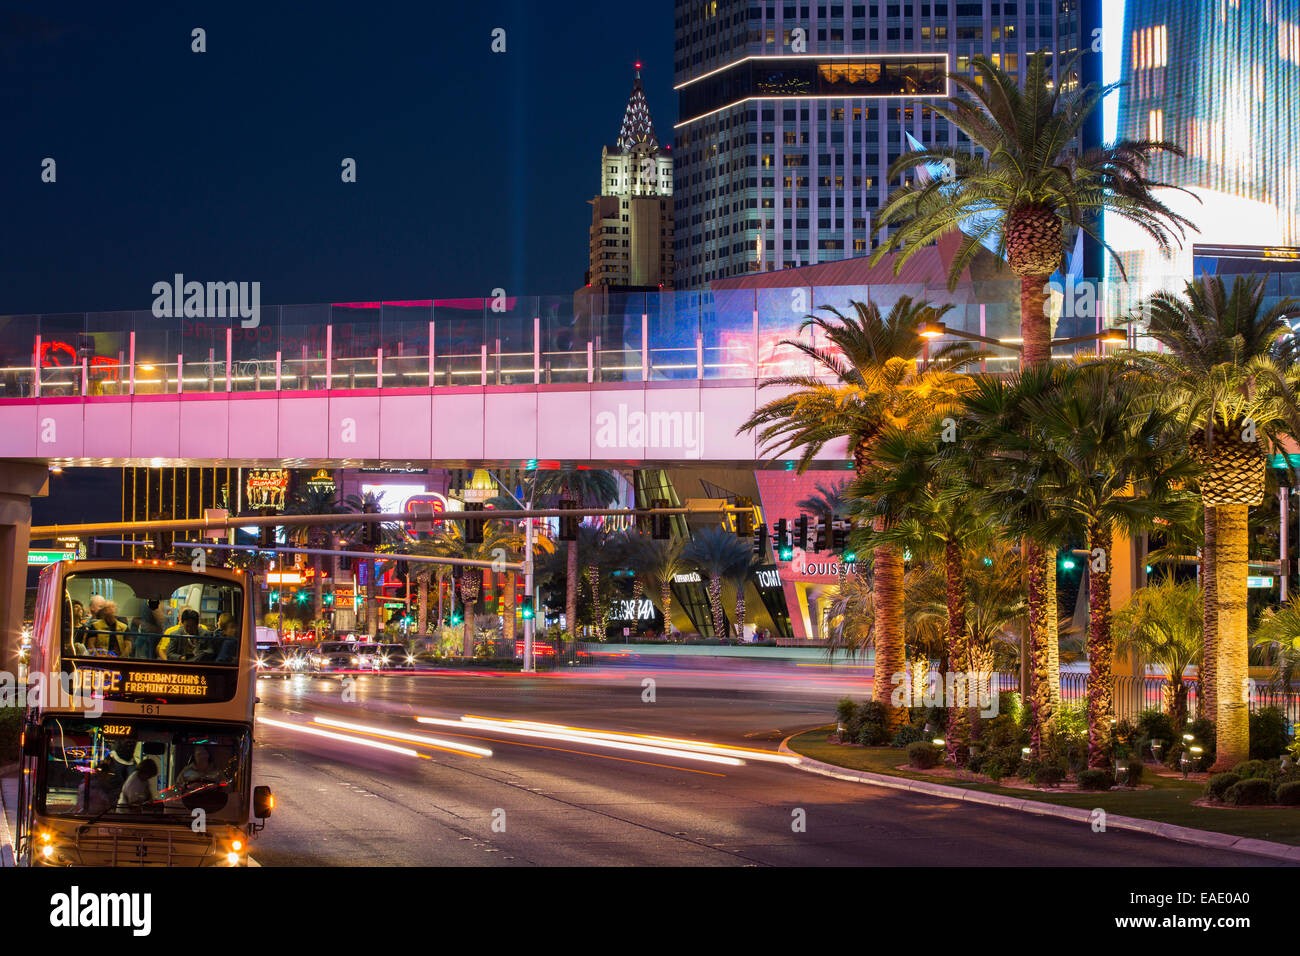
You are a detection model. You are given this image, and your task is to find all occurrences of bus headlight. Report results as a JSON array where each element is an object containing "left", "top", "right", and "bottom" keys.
[
  {"left": 350, "top": 656, "right": 359, "bottom": 665},
  {"left": 42, "top": 844, "right": 55, "bottom": 860},
  {"left": 226, "top": 851, "right": 240, "bottom": 866}
]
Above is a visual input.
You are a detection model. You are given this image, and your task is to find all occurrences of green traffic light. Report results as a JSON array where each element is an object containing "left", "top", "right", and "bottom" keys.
[
  {"left": 1061, "top": 558, "right": 1076, "bottom": 570},
  {"left": 842, "top": 551, "right": 856, "bottom": 563},
  {"left": 521, "top": 598, "right": 535, "bottom": 620},
  {"left": 778, "top": 546, "right": 794, "bottom": 561}
]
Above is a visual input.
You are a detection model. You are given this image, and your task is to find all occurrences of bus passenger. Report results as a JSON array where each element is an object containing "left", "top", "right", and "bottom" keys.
[
  {"left": 159, "top": 609, "right": 201, "bottom": 660},
  {"left": 85, "top": 597, "right": 128, "bottom": 655},
  {"left": 130, "top": 599, "right": 165, "bottom": 659}
]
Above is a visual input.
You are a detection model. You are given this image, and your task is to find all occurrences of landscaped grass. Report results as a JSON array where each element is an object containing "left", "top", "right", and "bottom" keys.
[{"left": 788, "top": 729, "right": 1300, "bottom": 846}]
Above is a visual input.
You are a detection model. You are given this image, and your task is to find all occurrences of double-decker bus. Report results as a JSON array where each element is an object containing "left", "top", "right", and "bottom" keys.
[{"left": 15, "top": 558, "right": 273, "bottom": 866}]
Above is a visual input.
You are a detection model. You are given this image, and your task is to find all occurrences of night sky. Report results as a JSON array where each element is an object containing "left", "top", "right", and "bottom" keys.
[{"left": 0, "top": 2, "right": 677, "bottom": 315}]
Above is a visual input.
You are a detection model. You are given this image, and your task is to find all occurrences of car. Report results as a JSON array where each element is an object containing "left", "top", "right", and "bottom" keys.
[
  {"left": 376, "top": 643, "right": 414, "bottom": 670},
  {"left": 353, "top": 642, "right": 383, "bottom": 668},
  {"left": 309, "top": 641, "right": 361, "bottom": 672},
  {"left": 255, "top": 644, "right": 303, "bottom": 677}
]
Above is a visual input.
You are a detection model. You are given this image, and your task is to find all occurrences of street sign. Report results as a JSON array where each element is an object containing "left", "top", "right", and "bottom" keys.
[
  {"left": 27, "top": 550, "right": 76, "bottom": 565},
  {"left": 1247, "top": 575, "right": 1274, "bottom": 588}
]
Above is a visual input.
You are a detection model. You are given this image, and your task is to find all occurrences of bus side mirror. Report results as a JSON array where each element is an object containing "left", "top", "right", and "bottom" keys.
[
  {"left": 253, "top": 785, "right": 274, "bottom": 819},
  {"left": 22, "top": 729, "right": 43, "bottom": 757}
]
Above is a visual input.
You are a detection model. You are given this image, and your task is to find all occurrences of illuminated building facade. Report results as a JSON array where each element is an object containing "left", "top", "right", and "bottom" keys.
[
  {"left": 1111, "top": 0, "right": 1300, "bottom": 287},
  {"left": 586, "top": 66, "right": 677, "bottom": 290},
  {"left": 672, "top": 0, "right": 1097, "bottom": 289}
]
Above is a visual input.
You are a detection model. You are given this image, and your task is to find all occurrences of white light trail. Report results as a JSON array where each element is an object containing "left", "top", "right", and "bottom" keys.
[{"left": 314, "top": 715, "right": 492, "bottom": 757}]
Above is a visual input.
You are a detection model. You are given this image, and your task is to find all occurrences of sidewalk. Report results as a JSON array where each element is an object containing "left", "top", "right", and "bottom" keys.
[{"left": 1, "top": 767, "right": 17, "bottom": 867}]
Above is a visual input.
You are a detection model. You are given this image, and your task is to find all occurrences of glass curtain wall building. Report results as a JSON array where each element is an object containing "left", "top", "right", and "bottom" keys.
[
  {"left": 1109, "top": 0, "right": 1300, "bottom": 296},
  {"left": 671, "top": 0, "right": 1096, "bottom": 289}
]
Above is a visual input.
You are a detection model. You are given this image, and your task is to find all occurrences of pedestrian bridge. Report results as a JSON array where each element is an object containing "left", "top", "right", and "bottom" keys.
[{"left": 0, "top": 286, "right": 1041, "bottom": 467}]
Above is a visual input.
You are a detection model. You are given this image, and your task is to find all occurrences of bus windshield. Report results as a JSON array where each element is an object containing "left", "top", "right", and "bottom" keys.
[
  {"left": 38, "top": 717, "right": 250, "bottom": 825},
  {"left": 62, "top": 569, "right": 243, "bottom": 666}
]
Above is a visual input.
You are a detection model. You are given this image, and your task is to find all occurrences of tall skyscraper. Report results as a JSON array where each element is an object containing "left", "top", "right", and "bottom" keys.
[
  {"left": 672, "top": 1, "right": 1098, "bottom": 290},
  {"left": 1110, "top": 0, "right": 1300, "bottom": 287},
  {"left": 585, "top": 65, "right": 676, "bottom": 290}
]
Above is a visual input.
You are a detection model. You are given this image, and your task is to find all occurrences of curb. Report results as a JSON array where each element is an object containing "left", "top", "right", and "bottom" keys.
[{"left": 778, "top": 735, "right": 1300, "bottom": 864}]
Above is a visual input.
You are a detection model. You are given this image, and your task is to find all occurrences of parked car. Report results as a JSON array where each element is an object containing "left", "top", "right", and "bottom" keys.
[{"left": 309, "top": 641, "right": 360, "bottom": 672}]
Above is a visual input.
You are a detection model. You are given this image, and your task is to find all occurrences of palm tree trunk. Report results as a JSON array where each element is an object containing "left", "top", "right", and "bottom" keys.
[
  {"left": 1211, "top": 503, "right": 1250, "bottom": 770},
  {"left": 1025, "top": 542, "right": 1054, "bottom": 756},
  {"left": 943, "top": 540, "right": 970, "bottom": 766},
  {"left": 586, "top": 564, "right": 603, "bottom": 640},
  {"left": 504, "top": 572, "right": 516, "bottom": 647},
  {"left": 417, "top": 577, "right": 429, "bottom": 637},
  {"left": 1201, "top": 505, "right": 1218, "bottom": 722},
  {"left": 707, "top": 574, "right": 724, "bottom": 640},
  {"left": 873, "top": 540, "right": 907, "bottom": 733},
  {"left": 1044, "top": 549, "right": 1061, "bottom": 707},
  {"left": 436, "top": 575, "right": 445, "bottom": 630},
  {"left": 659, "top": 580, "right": 674, "bottom": 637},
  {"left": 1019, "top": 275, "right": 1053, "bottom": 366},
  {"left": 461, "top": 575, "right": 479, "bottom": 658},
  {"left": 734, "top": 587, "right": 746, "bottom": 642},
  {"left": 566, "top": 539, "right": 579, "bottom": 639},
  {"left": 1085, "top": 524, "right": 1114, "bottom": 769},
  {"left": 1167, "top": 678, "right": 1188, "bottom": 730}
]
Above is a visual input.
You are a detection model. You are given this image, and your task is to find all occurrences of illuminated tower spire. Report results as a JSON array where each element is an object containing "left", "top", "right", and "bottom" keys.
[{"left": 617, "top": 62, "right": 659, "bottom": 150}]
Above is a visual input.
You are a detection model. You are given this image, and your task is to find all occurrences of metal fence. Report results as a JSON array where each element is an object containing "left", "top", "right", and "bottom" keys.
[{"left": 995, "top": 672, "right": 1300, "bottom": 725}]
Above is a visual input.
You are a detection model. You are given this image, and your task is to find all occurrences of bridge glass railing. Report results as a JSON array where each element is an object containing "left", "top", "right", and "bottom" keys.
[{"left": 3, "top": 275, "right": 1298, "bottom": 400}]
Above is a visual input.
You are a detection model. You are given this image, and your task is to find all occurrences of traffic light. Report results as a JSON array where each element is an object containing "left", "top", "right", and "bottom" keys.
[
  {"left": 150, "top": 530, "right": 171, "bottom": 556},
  {"left": 558, "top": 498, "right": 579, "bottom": 541},
  {"left": 795, "top": 514, "right": 809, "bottom": 551},
  {"left": 258, "top": 507, "right": 278, "bottom": 549},
  {"left": 775, "top": 519, "right": 793, "bottom": 561},
  {"left": 520, "top": 597, "right": 535, "bottom": 620},
  {"left": 464, "top": 502, "right": 485, "bottom": 544},
  {"left": 734, "top": 496, "right": 754, "bottom": 537},
  {"left": 651, "top": 498, "right": 671, "bottom": 540},
  {"left": 831, "top": 520, "right": 848, "bottom": 553},
  {"left": 812, "top": 515, "right": 827, "bottom": 552},
  {"left": 752, "top": 523, "right": 768, "bottom": 559},
  {"left": 450, "top": 608, "right": 463, "bottom": 626}
]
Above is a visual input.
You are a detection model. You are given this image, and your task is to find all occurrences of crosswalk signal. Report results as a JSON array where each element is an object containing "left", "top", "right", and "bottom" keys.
[
  {"left": 734, "top": 496, "right": 754, "bottom": 537},
  {"left": 464, "top": 502, "right": 485, "bottom": 544},
  {"left": 651, "top": 499, "right": 671, "bottom": 540},
  {"left": 558, "top": 499, "right": 579, "bottom": 541},
  {"left": 521, "top": 597, "right": 535, "bottom": 620}
]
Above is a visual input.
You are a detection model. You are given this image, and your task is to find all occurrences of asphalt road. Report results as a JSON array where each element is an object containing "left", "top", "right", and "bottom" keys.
[{"left": 247, "top": 665, "right": 1280, "bottom": 867}]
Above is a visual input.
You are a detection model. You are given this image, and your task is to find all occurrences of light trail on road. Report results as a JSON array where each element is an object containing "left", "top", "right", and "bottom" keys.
[{"left": 312, "top": 716, "right": 493, "bottom": 757}]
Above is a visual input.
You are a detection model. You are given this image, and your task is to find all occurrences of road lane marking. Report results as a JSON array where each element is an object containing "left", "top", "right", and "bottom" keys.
[{"left": 422, "top": 730, "right": 727, "bottom": 776}]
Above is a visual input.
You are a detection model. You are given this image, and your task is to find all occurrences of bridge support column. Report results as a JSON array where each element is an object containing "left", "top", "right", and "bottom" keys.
[{"left": 0, "top": 462, "right": 49, "bottom": 677}]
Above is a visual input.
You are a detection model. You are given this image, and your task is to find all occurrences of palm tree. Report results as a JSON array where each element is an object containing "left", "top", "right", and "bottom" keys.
[
  {"left": 871, "top": 50, "right": 1194, "bottom": 364},
  {"left": 796, "top": 480, "right": 851, "bottom": 521},
  {"left": 724, "top": 555, "right": 759, "bottom": 642},
  {"left": 342, "top": 491, "right": 408, "bottom": 637},
  {"left": 621, "top": 531, "right": 685, "bottom": 636},
  {"left": 740, "top": 296, "right": 977, "bottom": 730},
  {"left": 430, "top": 521, "right": 525, "bottom": 656},
  {"left": 958, "top": 362, "right": 1195, "bottom": 762},
  {"left": 1251, "top": 603, "right": 1300, "bottom": 689},
  {"left": 1131, "top": 275, "right": 1300, "bottom": 769},
  {"left": 681, "top": 527, "right": 751, "bottom": 641},
  {"left": 849, "top": 421, "right": 992, "bottom": 764},
  {"left": 401, "top": 538, "right": 450, "bottom": 637},
  {"left": 533, "top": 469, "right": 620, "bottom": 639},
  {"left": 1115, "top": 578, "right": 1203, "bottom": 728},
  {"left": 285, "top": 485, "right": 349, "bottom": 620}
]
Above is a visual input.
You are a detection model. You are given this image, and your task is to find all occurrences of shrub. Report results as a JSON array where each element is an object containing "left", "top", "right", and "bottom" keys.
[
  {"left": 980, "top": 745, "right": 1023, "bottom": 782},
  {"left": 856, "top": 701, "right": 891, "bottom": 746},
  {"left": 1225, "top": 778, "right": 1274, "bottom": 806},
  {"left": 892, "top": 724, "right": 928, "bottom": 748},
  {"left": 835, "top": 697, "right": 859, "bottom": 727},
  {"left": 1077, "top": 769, "right": 1115, "bottom": 791},
  {"left": 1041, "top": 725, "right": 1088, "bottom": 774},
  {"left": 982, "top": 710, "right": 1028, "bottom": 750},
  {"left": 1020, "top": 759, "right": 1067, "bottom": 787},
  {"left": 1134, "top": 709, "right": 1175, "bottom": 747},
  {"left": 1205, "top": 773, "right": 1241, "bottom": 802},
  {"left": 907, "top": 741, "right": 940, "bottom": 769},
  {"left": 1231, "top": 760, "right": 1272, "bottom": 781},
  {"left": 1276, "top": 781, "right": 1300, "bottom": 806},
  {"left": 1248, "top": 707, "right": 1290, "bottom": 760}
]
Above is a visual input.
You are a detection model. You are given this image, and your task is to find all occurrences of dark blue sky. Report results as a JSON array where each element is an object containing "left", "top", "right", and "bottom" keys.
[{"left": 0, "top": 2, "right": 677, "bottom": 314}]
